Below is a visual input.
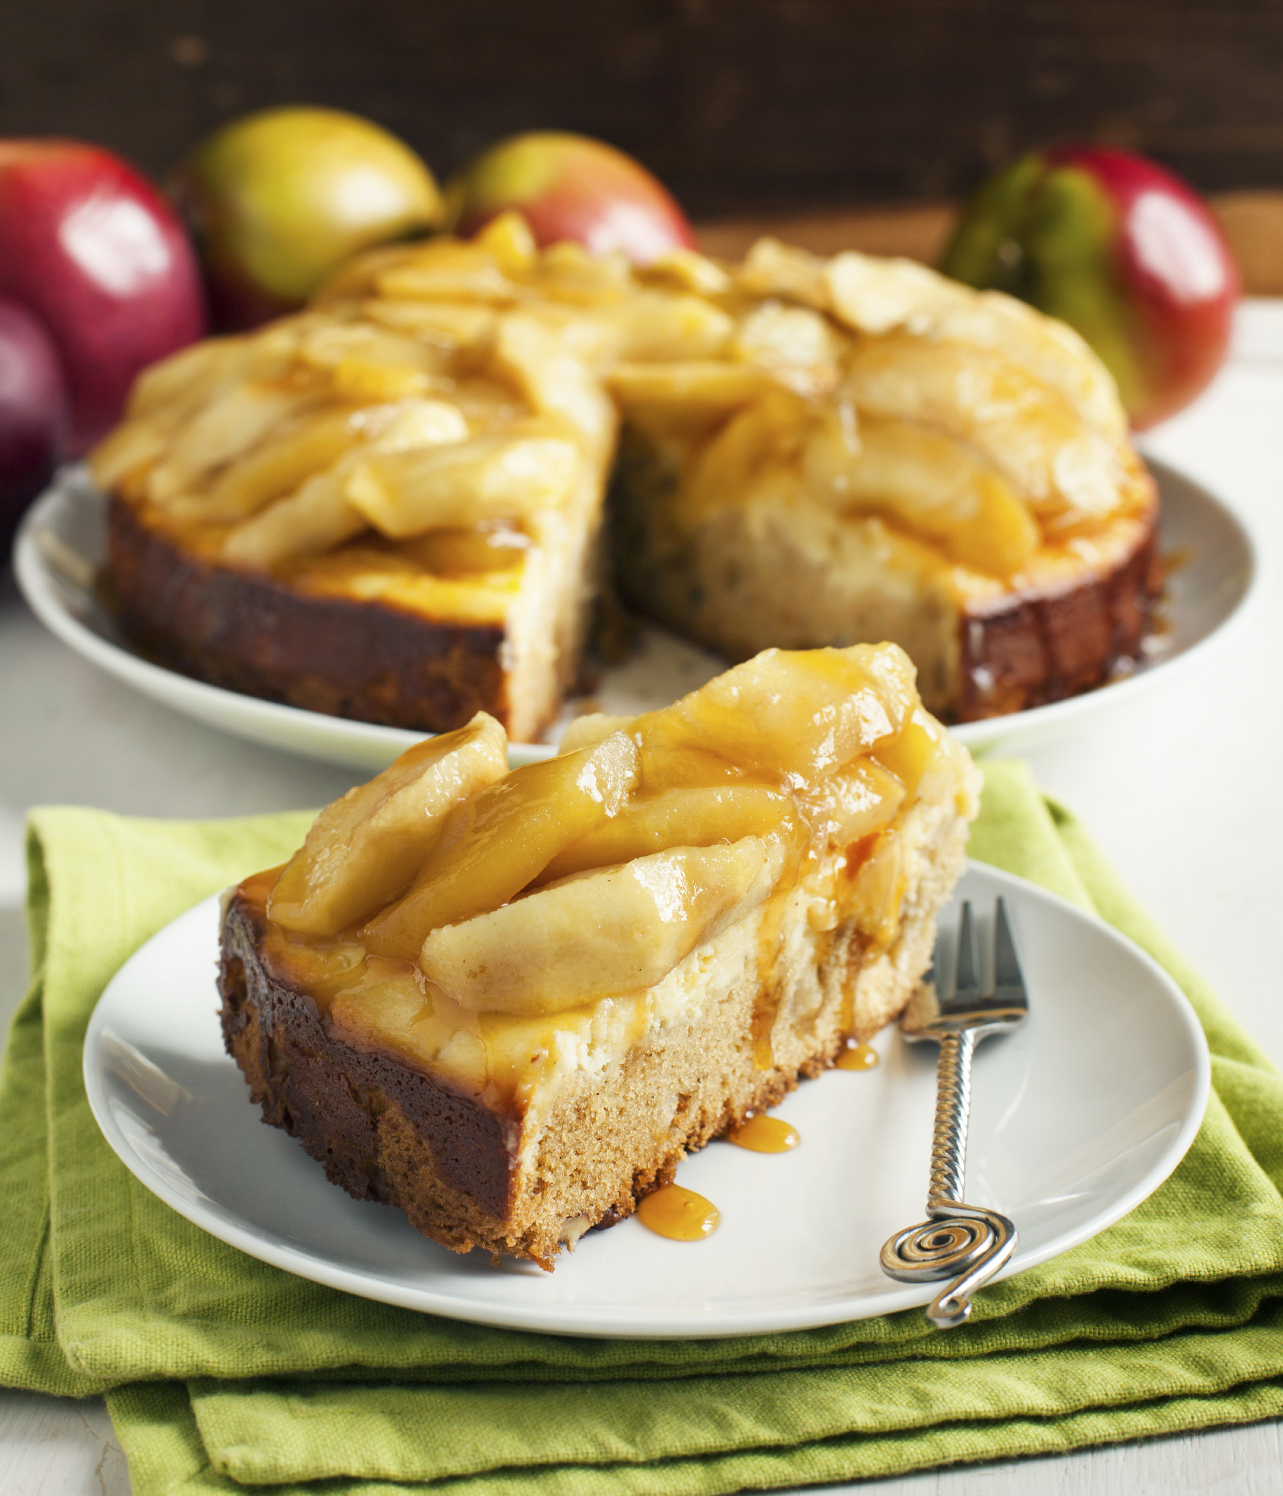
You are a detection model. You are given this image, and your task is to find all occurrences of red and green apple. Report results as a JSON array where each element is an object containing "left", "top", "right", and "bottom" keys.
[
  {"left": 445, "top": 131, "right": 696, "bottom": 265},
  {"left": 939, "top": 145, "right": 1240, "bottom": 429}
]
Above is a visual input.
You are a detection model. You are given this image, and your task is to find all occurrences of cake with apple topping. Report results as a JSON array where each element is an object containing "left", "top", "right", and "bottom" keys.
[
  {"left": 93, "top": 216, "right": 1159, "bottom": 736},
  {"left": 218, "top": 642, "right": 978, "bottom": 1266}
]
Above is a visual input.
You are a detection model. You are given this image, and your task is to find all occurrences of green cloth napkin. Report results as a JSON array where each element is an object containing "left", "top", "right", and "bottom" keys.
[{"left": 3, "top": 759, "right": 1283, "bottom": 1493}]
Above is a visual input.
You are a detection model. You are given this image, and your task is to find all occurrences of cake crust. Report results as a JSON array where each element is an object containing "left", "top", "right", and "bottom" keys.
[
  {"left": 108, "top": 493, "right": 511, "bottom": 734},
  {"left": 220, "top": 890, "right": 520, "bottom": 1246}
]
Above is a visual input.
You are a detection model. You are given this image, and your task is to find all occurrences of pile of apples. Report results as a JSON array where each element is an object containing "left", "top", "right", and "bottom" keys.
[{"left": 0, "top": 106, "right": 1240, "bottom": 550}]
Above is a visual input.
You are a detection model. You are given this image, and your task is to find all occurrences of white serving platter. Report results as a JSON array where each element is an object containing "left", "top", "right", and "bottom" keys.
[{"left": 15, "top": 459, "right": 1259, "bottom": 770}]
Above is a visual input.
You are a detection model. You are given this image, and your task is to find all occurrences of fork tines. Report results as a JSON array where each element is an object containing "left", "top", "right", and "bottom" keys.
[{"left": 940, "top": 898, "right": 1028, "bottom": 1016}]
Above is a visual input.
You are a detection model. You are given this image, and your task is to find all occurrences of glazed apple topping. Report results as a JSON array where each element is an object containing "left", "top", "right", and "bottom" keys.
[
  {"left": 259, "top": 642, "right": 971, "bottom": 1034},
  {"left": 91, "top": 220, "right": 1145, "bottom": 602},
  {"left": 421, "top": 838, "right": 787, "bottom": 1017},
  {"left": 267, "top": 711, "right": 508, "bottom": 936},
  {"left": 361, "top": 730, "right": 641, "bottom": 960}
]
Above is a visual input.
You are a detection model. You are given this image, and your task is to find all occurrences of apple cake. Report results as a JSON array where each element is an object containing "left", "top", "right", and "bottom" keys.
[
  {"left": 218, "top": 642, "right": 980, "bottom": 1266},
  {"left": 92, "top": 215, "right": 1159, "bottom": 735}
]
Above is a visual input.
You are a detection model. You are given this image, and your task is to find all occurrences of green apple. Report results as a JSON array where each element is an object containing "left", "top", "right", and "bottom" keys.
[
  {"left": 173, "top": 106, "right": 442, "bottom": 330},
  {"left": 445, "top": 131, "right": 695, "bottom": 265}
]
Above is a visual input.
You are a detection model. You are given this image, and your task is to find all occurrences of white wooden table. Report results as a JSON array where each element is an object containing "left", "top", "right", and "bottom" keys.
[{"left": 2, "top": 307, "right": 1281, "bottom": 1493}]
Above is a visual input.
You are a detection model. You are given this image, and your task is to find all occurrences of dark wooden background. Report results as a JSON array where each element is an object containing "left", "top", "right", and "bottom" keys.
[{"left": 5, "top": 0, "right": 1283, "bottom": 220}]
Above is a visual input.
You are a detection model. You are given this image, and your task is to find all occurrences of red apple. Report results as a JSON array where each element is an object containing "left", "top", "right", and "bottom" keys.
[
  {"left": 0, "top": 297, "right": 70, "bottom": 550},
  {"left": 444, "top": 131, "right": 696, "bottom": 265},
  {"left": 0, "top": 140, "right": 206, "bottom": 453},
  {"left": 939, "top": 145, "right": 1240, "bottom": 429},
  {"left": 172, "top": 107, "right": 443, "bottom": 332}
]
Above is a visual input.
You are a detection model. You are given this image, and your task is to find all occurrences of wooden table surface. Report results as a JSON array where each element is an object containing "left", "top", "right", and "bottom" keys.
[{"left": 2, "top": 305, "right": 1281, "bottom": 1493}]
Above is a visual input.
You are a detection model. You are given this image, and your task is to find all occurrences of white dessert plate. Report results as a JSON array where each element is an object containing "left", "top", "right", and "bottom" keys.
[
  {"left": 84, "top": 861, "right": 1209, "bottom": 1339},
  {"left": 16, "top": 458, "right": 1259, "bottom": 771}
]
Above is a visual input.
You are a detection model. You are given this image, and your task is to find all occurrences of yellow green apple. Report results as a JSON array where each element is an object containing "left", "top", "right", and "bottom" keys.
[{"left": 173, "top": 106, "right": 442, "bottom": 330}]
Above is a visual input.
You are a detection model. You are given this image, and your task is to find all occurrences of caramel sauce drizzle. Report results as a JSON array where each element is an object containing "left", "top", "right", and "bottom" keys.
[
  {"left": 728, "top": 1113, "right": 800, "bottom": 1153},
  {"left": 749, "top": 891, "right": 790, "bottom": 1071},
  {"left": 636, "top": 1184, "right": 721, "bottom": 1241},
  {"left": 836, "top": 1041, "right": 880, "bottom": 1071}
]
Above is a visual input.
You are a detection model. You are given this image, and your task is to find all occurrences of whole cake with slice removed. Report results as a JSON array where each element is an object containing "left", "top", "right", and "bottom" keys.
[
  {"left": 92, "top": 216, "right": 1160, "bottom": 740},
  {"left": 218, "top": 641, "right": 979, "bottom": 1267}
]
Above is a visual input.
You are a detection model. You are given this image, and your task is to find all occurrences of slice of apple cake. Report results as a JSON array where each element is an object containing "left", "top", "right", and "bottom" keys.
[{"left": 218, "top": 642, "right": 979, "bottom": 1267}]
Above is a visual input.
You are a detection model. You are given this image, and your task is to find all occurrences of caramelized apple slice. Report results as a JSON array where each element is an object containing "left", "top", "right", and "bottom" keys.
[
  {"left": 350, "top": 397, "right": 471, "bottom": 451},
  {"left": 824, "top": 253, "right": 1126, "bottom": 438},
  {"left": 824, "top": 252, "right": 963, "bottom": 336},
  {"left": 405, "top": 522, "right": 530, "bottom": 577},
  {"left": 376, "top": 242, "right": 519, "bottom": 303},
  {"left": 646, "top": 644, "right": 916, "bottom": 782},
  {"left": 558, "top": 716, "right": 748, "bottom": 793},
  {"left": 538, "top": 785, "right": 795, "bottom": 884},
  {"left": 222, "top": 469, "right": 366, "bottom": 568},
  {"left": 493, "top": 315, "right": 615, "bottom": 449},
  {"left": 679, "top": 388, "right": 814, "bottom": 524},
  {"left": 640, "top": 248, "right": 732, "bottom": 297},
  {"left": 421, "top": 835, "right": 784, "bottom": 1015},
  {"left": 799, "top": 760, "right": 906, "bottom": 846},
  {"left": 345, "top": 433, "right": 579, "bottom": 538},
  {"left": 93, "top": 343, "right": 252, "bottom": 488},
  {"left": 363, "top": 732, "right": 640, "bottom": 959},
  {"left": 362, "top": 298, "right": 497, "bottom": 350},
  {"left": 474, "top": 210, "right": 538, "bottom": 274},
  {"left": 145, "top": 384, "right": 318, "bottom": 504},
  {"left": 733, "top": 303, "right": 842, "bottom": 377},
  {"left": 125, "top": 338, "right": 248, "bottom": 422},
  {"left": 558, "top": 713, "right": 636, "bottom": 754},
  {"left": 192, "top": 408, "right": 359, "bottom": 522},
  {"left": 606, "top": 361, "right": 771, "bottom": 414},
  {"left": 596, "top": 292, "right": 734, "bottom": 362},
  {"left": 811, "top": 415, "right": 1041, "bottom": 576},
  {"left": 536, "top": 241, "right": 634, "bottom": 301},
  {"left": 268, "top": 713, "right": 509, "bottom": 937},
  {"left": 873, "top": 705, "right": 978, "bottom": 809},
  {"left": 88, "top": 418, "right": 170, "bottom": 491},
  {"left": 736, "top": 237, "right": 830, "bottom": 309},
  {"left": 842, "top": 336, "right": 1123, "bottom": 522}
]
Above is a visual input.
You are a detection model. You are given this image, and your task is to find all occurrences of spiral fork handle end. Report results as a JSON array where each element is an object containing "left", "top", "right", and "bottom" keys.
[{"left": 879, "top": 1204, "right": 1017, "bottom": 1330}]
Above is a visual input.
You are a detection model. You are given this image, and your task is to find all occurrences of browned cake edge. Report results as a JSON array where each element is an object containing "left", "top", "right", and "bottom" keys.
[
  {"left": 106, "top": 493, "right": 513, "bottom": 735},
  {"left": 958, "top": 516, "right": 1164, "bottom": 720},
  {"left": 219, "top": 891, "right": 522, "bottom": 1251}
]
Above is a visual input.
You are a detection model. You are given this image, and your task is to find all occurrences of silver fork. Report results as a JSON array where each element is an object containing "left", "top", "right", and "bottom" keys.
[{"left": 879, "top": 898, "right": 1028, "bottom": 1328}]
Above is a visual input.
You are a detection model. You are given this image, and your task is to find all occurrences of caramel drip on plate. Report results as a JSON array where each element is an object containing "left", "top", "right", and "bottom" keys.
[
  {"left": 636, "top": 1184, "right": 721, "bottom": 1241},
  {"left": 728, "top": 1114, "right": 800, "bottom": 1152},
  {"left": 836, "top": 1041, "right": 880, "bottom": 1071}
]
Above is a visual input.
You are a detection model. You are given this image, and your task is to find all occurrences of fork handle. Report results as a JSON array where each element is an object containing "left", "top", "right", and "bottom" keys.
[
  {"left": 879, "top": 1026, "right": 1018, "bottom": 1326},
  {"left": 927, "top": 1030, "right": 974, "bottom": 1210}
]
